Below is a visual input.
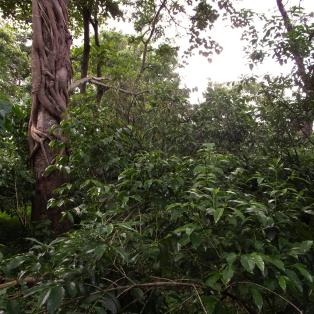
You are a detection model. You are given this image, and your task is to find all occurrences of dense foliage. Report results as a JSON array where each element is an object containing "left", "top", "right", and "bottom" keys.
[{"left": 0, "top": 1, "right": 314, "bottom": 313}]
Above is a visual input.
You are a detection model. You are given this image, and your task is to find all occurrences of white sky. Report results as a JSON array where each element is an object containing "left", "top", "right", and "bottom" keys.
[{"left": 107, "top": 0, "right": 314, "bottom": 103}]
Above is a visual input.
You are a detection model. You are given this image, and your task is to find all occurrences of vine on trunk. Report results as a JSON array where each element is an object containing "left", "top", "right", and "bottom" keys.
[{"left": 29, "top": 0, "right": 72, "bottom": 230}]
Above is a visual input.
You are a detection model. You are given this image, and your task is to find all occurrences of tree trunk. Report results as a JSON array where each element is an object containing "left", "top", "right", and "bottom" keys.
[
  {"left": 91, "top": 17, "right": 104, "bottom": 103},
  {"left": 29, "top": 0, "right": 72, "bottom": 232},
  {"left": 80, "top": 7, "right": 91, "bottom": 93}
]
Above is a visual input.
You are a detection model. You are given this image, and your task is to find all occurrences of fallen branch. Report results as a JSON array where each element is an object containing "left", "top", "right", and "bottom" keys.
[{"left": 0, "top": 277, "right": 37, "bottom": 290}]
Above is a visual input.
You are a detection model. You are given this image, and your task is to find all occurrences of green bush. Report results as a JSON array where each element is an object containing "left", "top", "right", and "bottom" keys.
[{"left": 1, "top": 145, "right": 313, "bottom": 313}]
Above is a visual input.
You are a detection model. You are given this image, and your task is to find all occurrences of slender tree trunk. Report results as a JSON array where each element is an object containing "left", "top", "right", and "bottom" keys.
[
  {"left": 80, "top": 7, "right": 91, "bottom": 93},
  {"left": 91, "top": 17, "right": 104, "bottom": 103},
  {"left": 29, "top": 0, "right": 72, "bottom": 232}
]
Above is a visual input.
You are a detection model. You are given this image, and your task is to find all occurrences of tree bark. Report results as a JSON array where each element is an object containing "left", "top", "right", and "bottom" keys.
[
  {"left": 80, "top": 7, "right": 91, "bottom": 93},
  {"left": 91, "top": 16, "right": 104, "bottom": 103},
  {"left": 29, "top": 0, "right": 72, "bottom": 232}
]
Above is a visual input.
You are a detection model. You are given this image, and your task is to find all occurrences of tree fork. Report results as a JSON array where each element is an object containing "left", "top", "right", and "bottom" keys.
[{"left": 29, "top": 0, "right": 72, "bottom": 232}]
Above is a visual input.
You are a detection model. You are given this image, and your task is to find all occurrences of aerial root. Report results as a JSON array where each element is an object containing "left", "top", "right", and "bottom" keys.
[{"left": 30, "top": 125, "right": 53, "bottom": 166}]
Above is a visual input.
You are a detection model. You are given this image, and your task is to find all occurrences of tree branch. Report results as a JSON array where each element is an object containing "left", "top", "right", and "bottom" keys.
[
  {"left": 69, "top": 77, "right": 149, "bottom": 96},
  {"left": 138, "top": 0, "right": 167, "bottom": 78},
  {"left": 276, "top": 0, "right": 308, "bottom": 88},
  {"left": 89, "top": 280, "right": 205, "bottom": 297},
  {"left": 0, "top": 277, "right": 37, "bottom": 290}
]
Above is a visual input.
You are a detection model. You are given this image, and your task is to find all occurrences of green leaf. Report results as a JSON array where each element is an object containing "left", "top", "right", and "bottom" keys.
[
  {"left": 222, "top": 266, "right": 234, "bottom": 284},
  {"left": 174, "top": 224, "right": 198, "bottom": 236},
  {"left": 191, "top": 232, "right": 202, "bottom": 249},
  {"left": 132, "top": 288, "right": 145, "bottom": 302},
  {"left": 286, "top": 270, "right": 303, "bottom": 293},
  {"left": 206, "top": 272, "right": 221, "bottom": 290},
  {"left": 47, "top": 286, "right": 64, "bottom": 314},
  {"left": 0, "top": 251, "right": 3, "bottom": 262},
  {"left": 65, "top": 282, "right": 77, "bottom": 298},
  {"left": 293, "top": 264, "right": 313, "bottom": 283},
  {"left": 7, "top": 256, "right": 25, "bottom": 271},
  {"left": 38, "top": 288, "right": 51, "bottom": 308},
  {"left": 289, "top": 241, "right": 313, "bottom": 257},
  {"left": 264, "top": 256, "right": 285, "bottom": 271},
  {"left": 113, "top": 247, "right": 129, "bottom": 261},
  {"left": 45, "top": 165, "right": 57, "bottom": 176},
  {"left": 94, "top": 244, "right": 107, "bottom": 260},
  {"left": 214, "top": 207, "right": 224, "bottom": 223},
  {"left": 64, "top": 166, "right": 71, "bottom": 174},
  {"left": 252, "top": 288, "right": 263, "bottom": 311},
  {"left": 25, "top": 238, "right": 45, "bottom": 246},
  {"left": 203, "top": 296, "right": 218, "bottom": 314},
  {"left": 241, "top": 255, "right": 255, "bottom": 273},
  {"left": 226, "top": 253, "right": 237, "bottom": 265},
  {"left": 278, "top": 276, "right": 287, "bottom": 291},
  {"left": 251, "top": 254, "right": 264, "bottom": 273},
  {"left": 106, "top": 224, "right": 114, "bottom": 235},
  {"left": 63, "top": 211, "right": 74, "bottom": 224},
  {"left": 99, "top": 296, "right": 119, "bottom": 314}
]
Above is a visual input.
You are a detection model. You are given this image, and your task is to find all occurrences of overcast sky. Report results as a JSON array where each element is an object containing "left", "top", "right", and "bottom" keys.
[{"left": 107, "top": 0, "right": 314, "bottom": 103}]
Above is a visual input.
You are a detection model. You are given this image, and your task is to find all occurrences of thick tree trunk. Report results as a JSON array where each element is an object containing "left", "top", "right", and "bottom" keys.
[{"left": 29, "top": 0, "right": 72, "bottom": 232}]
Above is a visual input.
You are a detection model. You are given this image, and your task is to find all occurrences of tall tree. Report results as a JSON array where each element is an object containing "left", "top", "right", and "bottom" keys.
[
  {"left": 29, "top": 0, "right": 72, "bottom": 231},
  {"left": 276, "top": 0, "right": 314, "bottom": 137},
  {"left": 243, "top": 0, "right": 314, "bottom": 139}
]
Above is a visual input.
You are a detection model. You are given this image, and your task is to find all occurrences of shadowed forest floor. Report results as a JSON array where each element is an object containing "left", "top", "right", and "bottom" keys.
[{"left": 0, "top": 213, "right": 28, "bottom": 256}]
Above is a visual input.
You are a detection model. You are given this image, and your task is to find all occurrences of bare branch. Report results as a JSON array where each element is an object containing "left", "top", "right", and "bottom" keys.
[
  {"left": 91, "top": 280, "right": 204, "bottom": 296},
  {"left": 69, "top": 77, "right": 149, "bottom": 96},
  {"left": 0, "top": 277, "right": 37, "bottom": 290}
]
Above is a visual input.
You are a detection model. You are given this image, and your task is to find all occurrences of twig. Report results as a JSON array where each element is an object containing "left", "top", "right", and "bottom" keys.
[
  {"left": 0, "top": 277, "right": 37, "bottom": 290},
  {"left": 14, "top": 176, "right": 26, "bottom": 227},
  {"left": 193, "top": 284, "right": 208, "bottom": 314},
  {"left": 100, "top": 276, "right": 125, "bottom": 288},
  {"left": 221, "top": 291, "right": 256, "bottom": 314},
  {"left": 165, "top": 295, "right": 194, "bottom": 314},
  {"left": 92, "top": 280, "right": 204, "bottom": 296}
]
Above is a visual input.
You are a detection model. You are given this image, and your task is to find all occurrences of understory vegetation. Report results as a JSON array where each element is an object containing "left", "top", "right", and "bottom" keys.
[{"left": 0, "top": 0, "right": 314, "bottom": 313}]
